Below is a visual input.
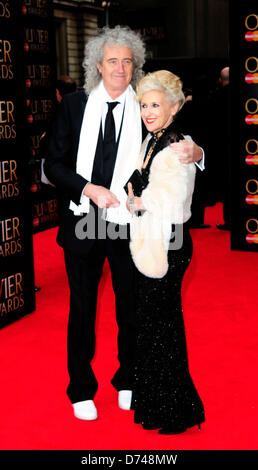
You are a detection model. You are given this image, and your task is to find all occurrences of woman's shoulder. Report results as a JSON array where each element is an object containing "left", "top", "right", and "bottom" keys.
[
  {"left": 162, "top": 129, "right": 184, "bottom": 147},
  {"left": 153, "top": 144, "right": 196, "bottom": 175}
]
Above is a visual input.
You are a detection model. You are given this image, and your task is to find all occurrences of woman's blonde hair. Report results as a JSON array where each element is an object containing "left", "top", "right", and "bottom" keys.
[{"left": 136, "top": 70, "right": 185, "bottom": 110}]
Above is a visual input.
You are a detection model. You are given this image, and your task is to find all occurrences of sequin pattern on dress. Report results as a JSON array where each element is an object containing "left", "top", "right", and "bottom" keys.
[{"left": 131, "top": 225, "right": 205, "bottom": 432}]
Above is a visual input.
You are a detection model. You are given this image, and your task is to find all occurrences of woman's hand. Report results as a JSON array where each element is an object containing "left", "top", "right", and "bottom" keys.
[{"left": 126, "top": 182, "right": 146, "bottom": 213}]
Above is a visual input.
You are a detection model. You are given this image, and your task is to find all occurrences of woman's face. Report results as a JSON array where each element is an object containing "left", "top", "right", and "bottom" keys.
[{"left": 140, "top": 90, "right": 179, "bottom": 133}]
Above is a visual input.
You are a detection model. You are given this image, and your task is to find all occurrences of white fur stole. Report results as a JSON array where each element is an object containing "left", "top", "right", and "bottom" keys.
[{"left": 130, "top": 144, "right": 196, "bottom": 278}]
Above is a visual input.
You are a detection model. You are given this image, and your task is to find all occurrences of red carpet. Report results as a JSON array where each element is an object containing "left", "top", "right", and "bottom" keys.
[{"left": 0, "top": 203, "right": 257, "bottom": 450}]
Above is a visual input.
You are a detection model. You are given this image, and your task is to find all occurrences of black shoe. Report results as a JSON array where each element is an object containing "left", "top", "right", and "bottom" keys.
[
  {"left": 216, "top": 224, "right": 230, "bottom": 231},
  {"left": 158, "top": 423, "right": 201, "bottom": 435},
  {"left": 158, "top": 425, "right": 187, "bottom": 435}
]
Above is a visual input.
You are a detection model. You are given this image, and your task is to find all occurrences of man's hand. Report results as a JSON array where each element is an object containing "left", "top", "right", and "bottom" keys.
[
  {"left": 84, "top": 183, "right": 120, "bottom": 208},
  {"left": 170, "top": 139, "right": 203, "bottom": 164}
]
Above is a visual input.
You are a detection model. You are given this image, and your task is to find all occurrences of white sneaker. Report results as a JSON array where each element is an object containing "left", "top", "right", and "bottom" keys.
[
  {"left": 118, "top": 390, "right": 132, "bottom": 410},
  {"left": 72, "top": 400, "right": 98, "bottom": 420}
]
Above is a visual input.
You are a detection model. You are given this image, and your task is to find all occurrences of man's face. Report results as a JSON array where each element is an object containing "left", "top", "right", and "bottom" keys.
[{"left": 97, "top": 45, "right": 134, "bottom": 98}]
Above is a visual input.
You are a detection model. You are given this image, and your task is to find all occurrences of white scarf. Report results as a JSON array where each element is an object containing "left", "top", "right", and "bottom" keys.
[{"left": 69, "top": 81, "right": 142, "bottom": 225}]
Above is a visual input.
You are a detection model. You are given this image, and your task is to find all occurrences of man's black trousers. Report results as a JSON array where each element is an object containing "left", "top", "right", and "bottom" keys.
[{"left": 64, "top": 228, "right": 136, "bottom": 404}]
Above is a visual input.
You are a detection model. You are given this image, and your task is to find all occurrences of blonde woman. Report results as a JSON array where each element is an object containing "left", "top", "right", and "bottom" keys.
[{"left": 126, "top": 70, "right": 205, "bottom": 434}]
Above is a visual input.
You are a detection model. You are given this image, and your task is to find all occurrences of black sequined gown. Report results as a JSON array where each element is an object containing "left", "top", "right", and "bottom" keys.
[{"left": 131, "top": 124, "right": 205, "bottom": 432}]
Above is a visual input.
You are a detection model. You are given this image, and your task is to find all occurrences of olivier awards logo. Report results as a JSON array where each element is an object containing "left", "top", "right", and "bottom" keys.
[
  {"left": 0, "top": 2, "right": 10, "bottom": 18},
  {"left": 26, "top": 98, "right": 53, "bottom": 123},
  {"left": 245, "top": 98, "right": 258, "bottom": 125},
  {"left": 0, "top": 99, "right": 16, "bottom": 139},
  {"left": 29, "top": 133, "right": 41, "bottom": 156},
  {"left": 245, "top": 178, "right": 258, "bottom": 205},
  {"left": 245, "top": 56, "right": 258, "bottom": 84},
  {"left": 0, "top": 159, "right": 19, "bottom": 199},
  {"left": 0, "top": 216, "right": 22, "bottom": 257},
  {"left": 244, "top": 15, "right": 258, "bottom": 125},
  {"left": 246, "top": 218, "right": 258, "bottom": 244},
  {"left": 32, "top": 198, "right": 58, "bottom": 228},
  {"left": 0, "top": 272, "right": 24, "bottom": 317},
  {"left": 30, "top": 163, "right": 41, "bottom": 193},
  {"left": 0, "top": 38, "right": 14, "bottom": 80},
  {"left": 22, "top": 0, "right": 48, "bottom": 18},
  {"left": 245, "top": 14, "right": 258, "bottom": 41},
  {"left": 24, "top": 28, "right": 49, "bottom": 54},
  {"left": 245, "top": 180, "right": 258, "bottom": 244},
  {"left": 245, "top": 139, "right": 258, "bottom": 165},
  {"left": 25, "top": 64, "right": 51, "bottom": 89},
  {"left": 243, "top": 12, "right": 258, "bottom": 248}
]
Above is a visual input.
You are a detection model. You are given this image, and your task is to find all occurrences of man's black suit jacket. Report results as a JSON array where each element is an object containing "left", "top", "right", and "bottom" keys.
[
  {"left": 44, "top": 90, "right": 93, "bottom": 253},
  {"left": 44, "top": 89, "right": 147, "bottom": 254}
]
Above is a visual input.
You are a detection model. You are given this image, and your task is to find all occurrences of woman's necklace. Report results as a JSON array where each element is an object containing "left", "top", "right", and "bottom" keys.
[{"left": 142, "top": 129, "right": 166, "bottom": 169}]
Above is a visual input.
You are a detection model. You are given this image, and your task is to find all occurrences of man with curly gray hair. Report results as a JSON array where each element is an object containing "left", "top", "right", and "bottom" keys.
[
  {"left": 45, "top": 25, "right": 203, "bottom": 422},
  {"left": 83, "top": 25, "right": 145, "bottom": 95}
]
